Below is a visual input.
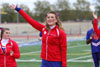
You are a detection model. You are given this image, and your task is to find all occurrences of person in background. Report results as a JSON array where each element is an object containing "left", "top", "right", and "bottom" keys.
[
  {"left": 0, "top": 28, "right": 20, "bottom": 67},
  {"left": 86, "top": 20, "right": 100, "bottom": 67},
  {"left": 10, "top": 4, "right": 67, "bottom": 67},
  {"left": 39, "top": 32, "right": 42, "bottom": 41}
]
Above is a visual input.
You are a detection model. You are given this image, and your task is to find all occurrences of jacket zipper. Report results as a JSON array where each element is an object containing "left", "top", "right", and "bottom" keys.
[
  {"left": 4, "top": 55, "right": 6, "bottom": 67},
  {"left": 46, "top": 31, "right": 50, "bottom": 60}
]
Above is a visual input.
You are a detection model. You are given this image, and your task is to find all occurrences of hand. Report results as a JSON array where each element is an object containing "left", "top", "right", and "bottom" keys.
[
  {"left": 38, "top": 37, "right": 42, "bottom": 41},
  {"left": 10, "top": 4, "right": 20, "bottom": 10},
  {"left": 91, "top": 32, "right": 95, "bottom": 38},
  {"left": 10, "top": 51, "right": 14, "bottom": 56},
  {"left": 93, "top": 12, "right": 97, "bottom": 19},
  {"left": 9, "top": 4, "right": 16, "bottom": 10}
]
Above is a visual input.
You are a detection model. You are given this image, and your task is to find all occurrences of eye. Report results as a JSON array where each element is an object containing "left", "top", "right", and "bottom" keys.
[
  {"left": 47, "top": 17, "right": 50, "bottom": 18},
  {"left": 51, "top": 16, "right": 54, "bottom": 18},
  {"left": 6, "top": 32, "right": 10, "bottom": 34},
  {"left": 47, "top": 16, "right": 54, "bottom": 19}
]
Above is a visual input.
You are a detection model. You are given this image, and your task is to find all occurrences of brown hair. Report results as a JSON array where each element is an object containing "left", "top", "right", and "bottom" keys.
[
  {"left": 45, "top": 11, "right": 64, "bottom": 31},
  {"left": 1, "top": 28, "right": 10, "bottom": 39}
]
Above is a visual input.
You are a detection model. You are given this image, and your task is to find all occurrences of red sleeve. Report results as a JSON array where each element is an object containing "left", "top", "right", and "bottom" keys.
[
  {"left": 19, "top": 9, "right": 45, "bottom": 31},
  {"left": 12, "top": 41, "right": 20, "bottom": 59},
  {"left": 93, "top": 19, "right": 100, "bottom": 38},
  {"left": 59, "top": 31, "right": 67, "bottom": 67}
]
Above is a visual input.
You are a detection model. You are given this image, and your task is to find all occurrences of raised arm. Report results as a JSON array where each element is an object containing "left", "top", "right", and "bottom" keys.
[
  {"left": 92, "top": 13, "right": 100, "bottom": 38},
  {"left": 10, "top": 4, "right": 45, "bottom": 32}
]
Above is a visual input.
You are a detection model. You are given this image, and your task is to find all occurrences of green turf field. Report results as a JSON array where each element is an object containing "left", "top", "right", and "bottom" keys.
[
  {"left": 17, "top": 40, "right": 94, "bottom": 67},
  {"left": 67, "top": 40, "right": 94, "bottom": 67}
]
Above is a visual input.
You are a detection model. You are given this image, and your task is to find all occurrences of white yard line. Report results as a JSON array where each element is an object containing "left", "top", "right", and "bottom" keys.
[
  {"left": 21, "top": 51, "right": 41, "bottom": 55},
  {"left": 68, "top": 55, "right": 93, "bottom": 62},
  {"left": 67, "top": 59, "right": 93, "bottom": 62},
  {"left": 68, "top": 45, "right": 88, "bottom": 48},
  {"left": 16, "top": 59, "right": 41, "bottom": 62}
]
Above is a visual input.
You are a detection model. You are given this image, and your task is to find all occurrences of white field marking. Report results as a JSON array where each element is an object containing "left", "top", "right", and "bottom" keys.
[
  {"left": 67, "top": 59, "right": 93, "bottom": 62},
  {"left": 67, "top": 55, "right": 93, "bottom": 62},
  {"left": 21, "top": 51, "right": 41, "bottom": 55},
  {"left": 67, "top": 51, "right": 90, "bottom": 56},
  {"left": 16, "top": 59, "right": 67, "bottom": 63},
  {"left": 17, "top": 58, "right": 93, "bottom": 63},
  {"left": 17, "top": 54, "right": 92, "bottom": 63},
  {"left": 16, "top": 59, "right": 41, "bottom": 62},
  {"left": 68, "top": 45, "right": 88, "bottom": 48},
  {"left": 68, "top": 55, "right": 91, "bottom": 60},
  {"left": 21, "top": 45, "right": 88, "bottom": 55}
]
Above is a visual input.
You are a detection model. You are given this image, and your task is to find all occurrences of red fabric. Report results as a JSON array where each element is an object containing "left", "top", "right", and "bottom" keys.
[
  {"left": 19, "top": 9, "right": 67, "bottom": 66},
  {"left": 19, "top": 10, "right": 45, "bottom": 32},
  {"left": 93, "top": 19, "right": 100, "bottom": 38},
  {"left": 41, "top": 26, "right": 67, "bottom": 66},
  {"left": 0, "top": 39, "right": 20, "bottom": 67}
]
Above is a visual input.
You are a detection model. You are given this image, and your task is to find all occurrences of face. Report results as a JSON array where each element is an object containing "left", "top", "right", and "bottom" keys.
[
  {"left": 46, "top": 13, "right": 57, "bottom": 26},
  {"left": 2, "top": 30, "right": 10, "bottom": 39}
]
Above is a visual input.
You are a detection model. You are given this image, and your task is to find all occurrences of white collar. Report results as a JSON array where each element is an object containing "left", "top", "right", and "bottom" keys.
[
  {"left": 1, "top": 39, "right": 9, "bottom": 42},
  {"left": 1, "top": 39, "right": 9, "bottom": 46},
  {"left": 50, "top": 25, "right": 56, "bottom": 29}
]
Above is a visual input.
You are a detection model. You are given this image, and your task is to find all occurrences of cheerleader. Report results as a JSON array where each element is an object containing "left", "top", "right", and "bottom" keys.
[
  {"left": 0, "top": 28, "right": 20, "bottom": 67},
  {"left": 10, "top": 4, "right": 67, "bottom": 67}
]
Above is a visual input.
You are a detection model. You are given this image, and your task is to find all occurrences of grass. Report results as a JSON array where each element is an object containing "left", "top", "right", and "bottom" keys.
[{"left": 17, "top": 40, "right": 95, "bottom": 67}]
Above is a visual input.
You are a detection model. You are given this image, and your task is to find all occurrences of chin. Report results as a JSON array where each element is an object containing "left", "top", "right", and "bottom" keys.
[{"left": 6, "top": 38, "right": 10, "bottom": 39}]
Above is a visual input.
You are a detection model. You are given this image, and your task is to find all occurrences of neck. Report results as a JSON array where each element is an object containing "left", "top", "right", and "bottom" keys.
[
  {"left": 2, "top": 38, "right": 9, "bottom": 40},
  {"left": 50, "top": 25, "right": 56, "bottom": 29}
]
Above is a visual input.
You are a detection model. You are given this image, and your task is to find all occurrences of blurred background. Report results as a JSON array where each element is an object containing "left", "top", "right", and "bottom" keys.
[
  {"left": 0, "top": 0, "right": 100, "bottom": 67},
  {"left": 0, "top": 0, "right": 99, "bottom": 35}
]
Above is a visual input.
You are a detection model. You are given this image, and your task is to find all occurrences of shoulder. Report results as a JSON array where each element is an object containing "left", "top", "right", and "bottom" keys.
[
  {"left": 87, "top": 28, "right": 93, "bottom": 34},
  {"left": 59, "top": 29, "right": 66, "bottom": 36},
  {"left": 42, "top": 27, "right": 46, "bottom": 31}
]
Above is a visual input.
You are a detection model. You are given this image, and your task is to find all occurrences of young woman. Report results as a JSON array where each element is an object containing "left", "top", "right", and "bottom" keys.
[
  {"left": 0, "top": 28, "right": 20, "bottom": 67},
  {"left": 10, "top": 4, "right": 67, "bottom": 67}
]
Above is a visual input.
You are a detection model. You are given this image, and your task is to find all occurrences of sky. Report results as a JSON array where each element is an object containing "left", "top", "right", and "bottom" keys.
[{"left": 0, "top": 0, "right": 96, "bottom": 11}]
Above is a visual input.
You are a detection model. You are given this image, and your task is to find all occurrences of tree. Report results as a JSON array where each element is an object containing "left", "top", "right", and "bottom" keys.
[
  {"left": 51, "top": 0, "right": 71, "bottom": 21},
  {"left": 34, "top": 1, "right": 51, "bottom": 22},
  {"left": 2, "top": 3, "right": 33, "bottom": 23},
  {"left": 2, "top": 3, "right": 17, "bottom": 22},
  {"left": 74, "top": 0, "right": 90, "bottom": 11},
  {"left": 54, "top": 0, "right": 70, "bottom": 11},
  {"left": 95, "top": 0, "right": 100, "bottom": 17},
  {"left": 73, "top": 0, "right": 91, "bottom": 21},
  {"left": 19, "top": 4, "right": 33, "bottom": 22}
]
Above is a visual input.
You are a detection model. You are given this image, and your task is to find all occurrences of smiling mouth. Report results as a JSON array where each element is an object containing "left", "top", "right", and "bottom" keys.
[{"left": 48, "top": 20, "right": 54, "bottom": 22}]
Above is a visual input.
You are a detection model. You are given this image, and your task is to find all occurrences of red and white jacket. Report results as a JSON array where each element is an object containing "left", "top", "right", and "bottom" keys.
[
  {"left": 18, "top": 9, "right": 67, "bottom": 67},
  {"left": 0, "top": 39, "right": 20, "bottom": 67}
]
